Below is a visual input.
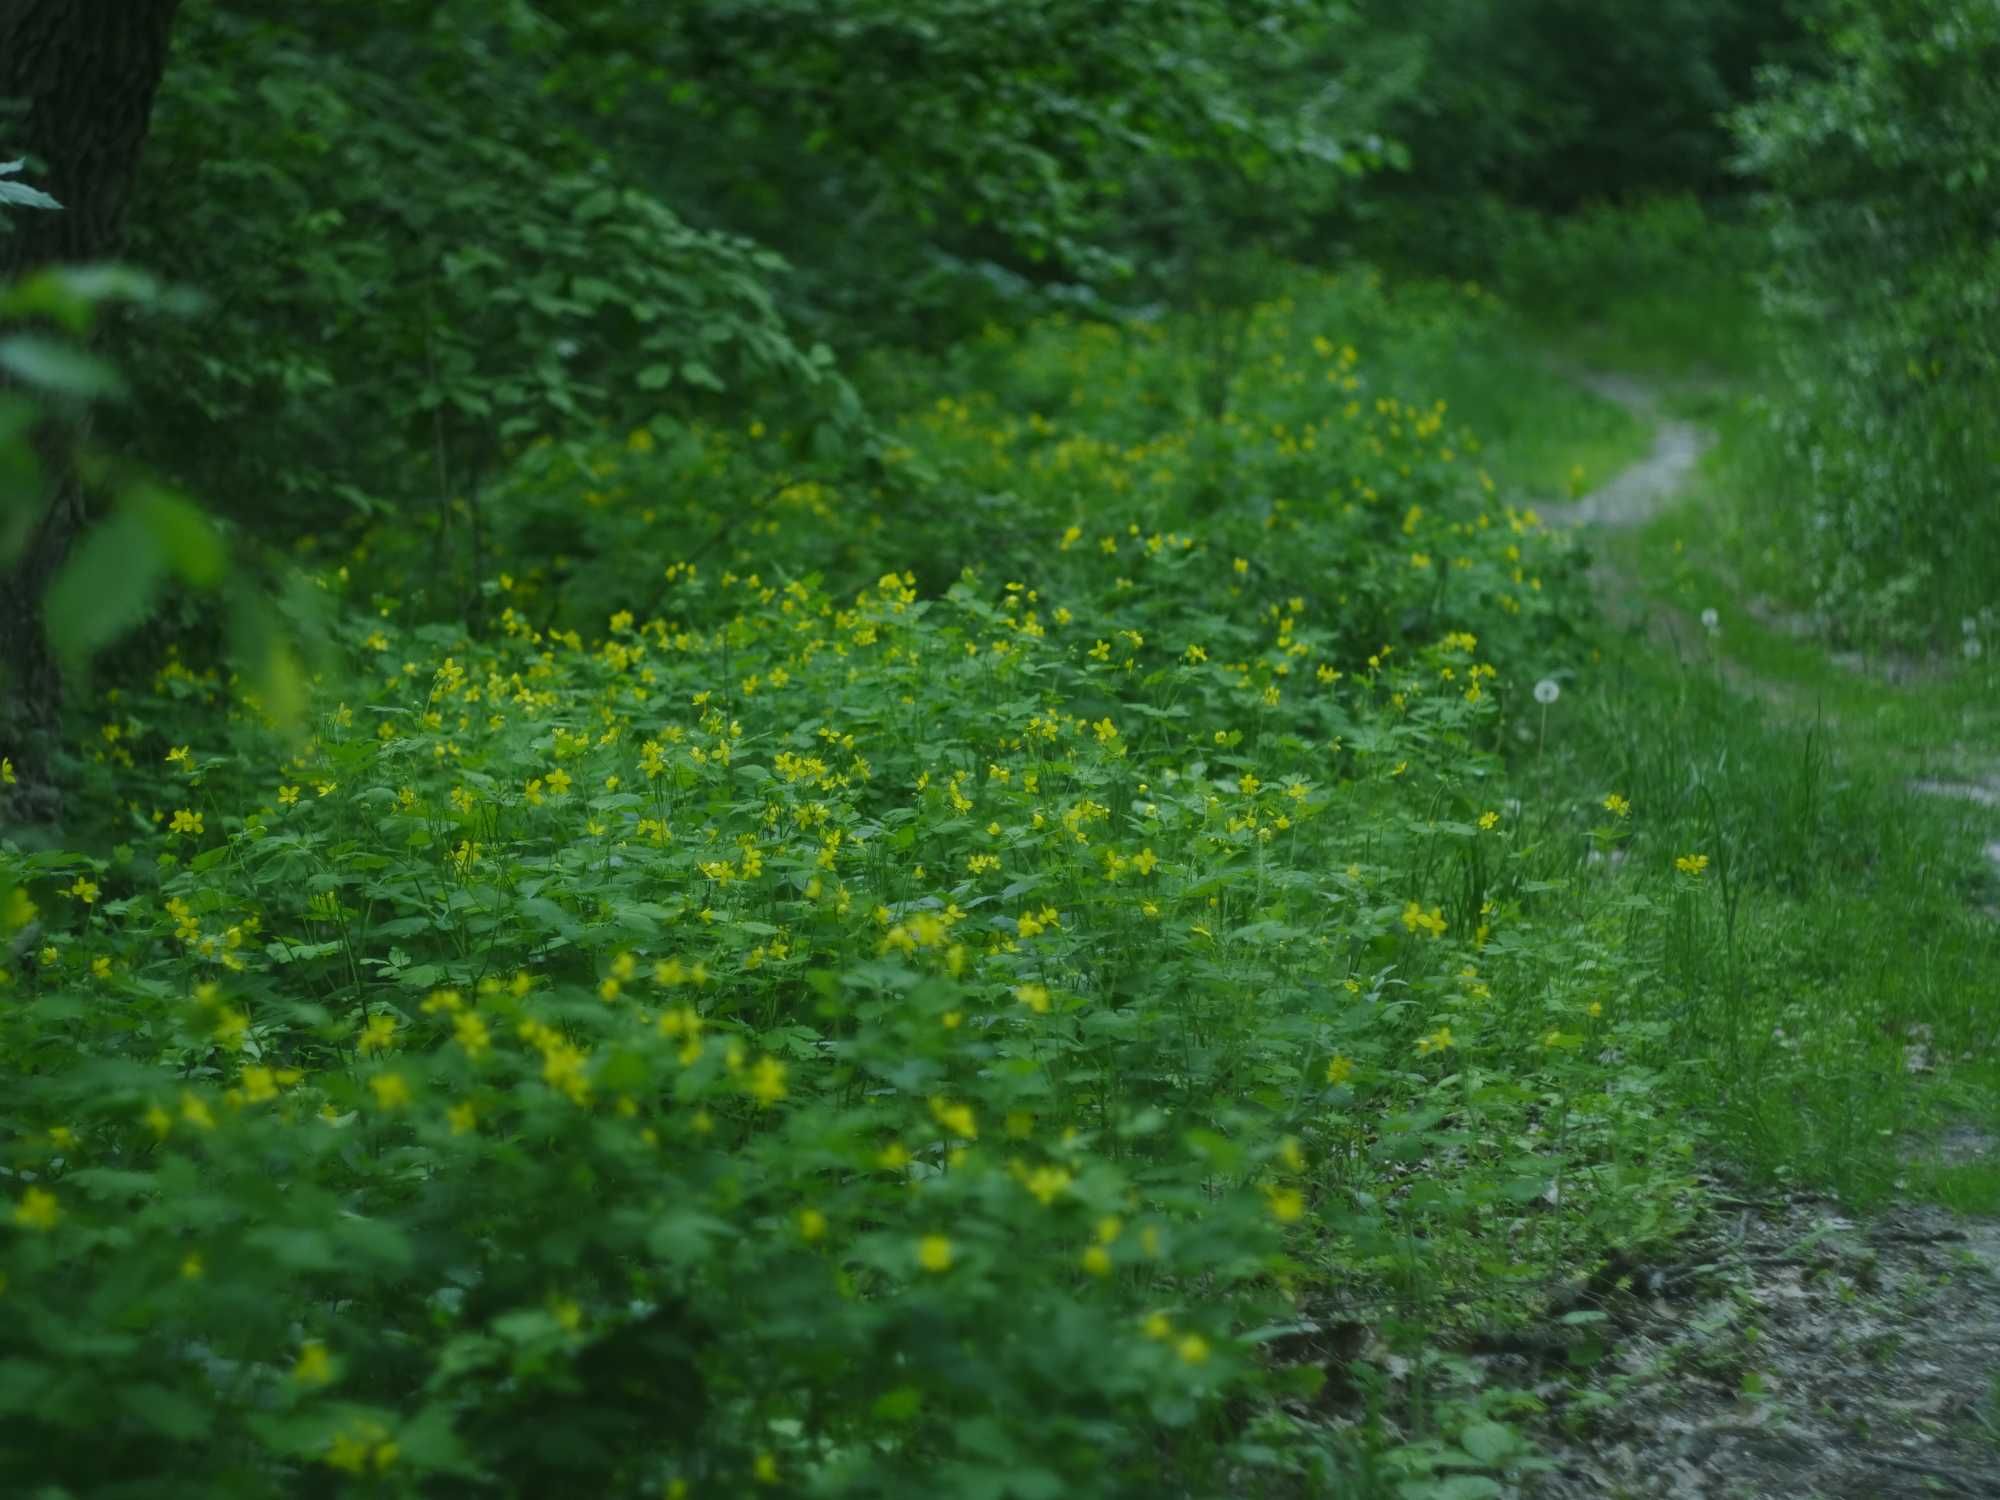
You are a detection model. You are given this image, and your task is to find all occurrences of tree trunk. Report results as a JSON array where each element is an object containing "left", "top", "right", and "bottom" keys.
[{"left": 0, "top": 0, "right": 182, "bottom": 826}]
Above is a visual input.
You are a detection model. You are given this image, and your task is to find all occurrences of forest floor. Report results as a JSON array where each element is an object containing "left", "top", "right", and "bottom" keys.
[{"left": 1517, "top": 367, "right": 2000, "bottom": 1498}]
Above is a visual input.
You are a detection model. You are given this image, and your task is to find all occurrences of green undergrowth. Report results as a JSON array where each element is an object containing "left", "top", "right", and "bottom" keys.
[
  {"left": 1526, "top": 624, "right": 2000, "bottom": 1211},
  {"left": 0, "top": 267, "right": 1783, "bottom": 1498},
  {"left": 1522, "top": 282, "right": 2000, "bottom": 1213},
  {"left": 1486, "top": 197, "right": 1771, "bottom": 385},
  {"left": 1626, "top": 445, "right": 2000, "bottom": 773},
  {"left": 1358, "top": 302, "right": 1651, "bottom": 504}
]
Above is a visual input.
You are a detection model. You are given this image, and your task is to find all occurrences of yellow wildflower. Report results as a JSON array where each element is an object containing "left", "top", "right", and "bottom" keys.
[
  {"left": 370, "top": 1073, "right": 412, "bottom": 1111},
  {"left": 293, "top": 1340, "right": 334, "bottom": 1386},
  {"left": 357, "top": 1014, "right": 398, "bottom": 1055},
  {"left": 12, "top": 1187, "right": 60, "bottom": 1231},
  {"left": 748, "top": 1055, "right": 788, "bottom": 1107}
]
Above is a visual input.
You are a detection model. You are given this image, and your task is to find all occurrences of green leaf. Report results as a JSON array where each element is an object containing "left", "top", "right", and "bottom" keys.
[
  {"left": 43, "top": 511, "right": 167, "bottom": 668},
  {"left": 1412, "top": 1480, "right": 1504, "bottom": 1500},
  {"left": 646, "top": 1208, "right": 735, "bottom": 1264},
  {"left": 1458, "top": 1420, "right": 1521, "bottom": 1463},
  {"left": 0, "top": 265, "right": 165, "bottom": 331},
  {"left": 0, "top": 160, "right": 60, "bottom": 213},
  {"left": 393, "top": 1402, "right": 476, "bottom": 1474},
  {"left": 872, "top": 1386, "right": 923, "bottom": 1422},
  {"left": 1183, "top": 1128, "right": 1243, "bottom": 1172},
  {"left": 0, "top": 334, "right": 124, "bottom": 397},
  {"left": 118, "top": 1381, "right": 214, "bottom": 1441},
  {"left": 245, "top": 1226, "right": 340, "bottom": 1271},
  {"left": 229, "top": 592, "right": 309, "bottom": 732},
  {"left": 0, "top": 1358, "right": 51, "bottom": 1414},
  {"left": 130, "top": 484, "right": 226, "bottom": 587}
]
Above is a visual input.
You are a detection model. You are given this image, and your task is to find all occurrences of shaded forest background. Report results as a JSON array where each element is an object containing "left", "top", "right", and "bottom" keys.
[{"left": 6, "top": 1, "right": 1996, "bottom": 815}]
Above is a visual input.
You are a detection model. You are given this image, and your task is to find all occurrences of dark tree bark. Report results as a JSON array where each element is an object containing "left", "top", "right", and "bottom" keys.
[{"left": 0, "top": 0, "right": 182, "bottom": 827}]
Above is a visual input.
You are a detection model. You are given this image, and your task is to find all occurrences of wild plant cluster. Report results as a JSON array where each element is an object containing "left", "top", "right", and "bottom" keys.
[{"left": 2, "top": 274, "right": 1706, "bottom": 1497}]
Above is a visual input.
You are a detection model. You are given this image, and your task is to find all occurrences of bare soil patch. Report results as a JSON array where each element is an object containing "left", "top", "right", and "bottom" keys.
[{"left": 1524, "top": 1189, "right": 2000, "bottom": 1499}]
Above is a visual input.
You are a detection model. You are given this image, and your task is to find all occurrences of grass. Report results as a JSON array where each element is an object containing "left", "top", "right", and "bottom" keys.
[
  {"left": 1631, "top": 386, "right": 2000, "bottom": 757},
  {"left": 1529, "top": 623, "right": 2000, "bottom": 1209},
  {"left": 1348, "top": 291, "right": 1653, "bottom": 500},
  {"left": 1589, "top": 461, "right": 2000, "bottom": 1210},
  {"left": 1452, "top": 212, "right": 2000, "bottom": 1212},
  {"left": 1386, "top": 325, "right": 1650, "bottom": 502},
  {"left": 1489, "top": 195, "right": 1774, "bottom": 386}
]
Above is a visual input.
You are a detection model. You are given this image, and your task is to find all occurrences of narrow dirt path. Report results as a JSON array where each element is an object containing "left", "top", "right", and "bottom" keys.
[
  {"left": 1516, "top": 369, "right": 2000, "bottom": 1500},
  {"left": 1551, "top": 369, "right": 2000, "bottom": 883},
  {"left": 1532, "top": 372, "right": 1805, "bottom": 714},
  {"left": 1537, "top": 371, "right": 1715, "bottom": 532},
  {"left": 1527, "top": 1196, "right": 2000, "bottom": 1499}
]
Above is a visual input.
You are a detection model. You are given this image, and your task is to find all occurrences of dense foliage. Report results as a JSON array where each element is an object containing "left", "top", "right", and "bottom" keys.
[
  {"left": 103, "top": 0, "right": 1380, "bottom": 562},
  {"left": 4, "top": 2, "right": 1998, "bottom": 1494},
  {"left": 1, "top": 270, "right": 1733, "bottom": 1495},
  {"left": 1734, "top": 0, "right": 2000, "bottom": 643},
  {"left": 1352, "top": 0, "right": 1803, "bottom": 268}
]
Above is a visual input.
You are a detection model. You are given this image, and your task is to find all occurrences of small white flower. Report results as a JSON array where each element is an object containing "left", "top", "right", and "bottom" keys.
[
  {"left": 1700, "top": 608, "right": 1720, "bottom": 633},
  {"left": 1533, "top": 678, "right": 1561, "bottom": 705},
  {"left": 1966, "top": 637, "right": 1984, "bottom": 660},
  {"left": 1963, "top": 616, "right": 1980, "bottom": 637}
]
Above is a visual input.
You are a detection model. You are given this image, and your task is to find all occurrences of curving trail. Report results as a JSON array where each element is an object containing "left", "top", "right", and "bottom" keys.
[
  {"left": 1545, "top": 369, "right": 2000, "bottom": 886},
  {"left": 1539, "top": 369, "right": 1715, "bottom": 532},
  {"left": 1521, "top": 364, "right": 2000, "bottom": 1500}
]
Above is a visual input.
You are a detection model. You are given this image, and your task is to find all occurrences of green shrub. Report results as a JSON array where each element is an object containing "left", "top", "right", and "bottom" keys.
[
  {"left": 1734, "top": 0, "right": 2000, "bottom": 643},
  {"left": 1354, "top": 0, "right": 1803, "bottom": 237},
  {"left": 2, "top": 273, "right": 1696, "bottom": 1496}
]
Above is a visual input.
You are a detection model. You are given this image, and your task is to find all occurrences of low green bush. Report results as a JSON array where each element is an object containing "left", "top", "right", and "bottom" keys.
[{"left": 4, "top": 272, "right": 1706, "bottom": 1497}]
